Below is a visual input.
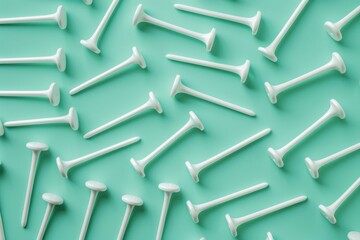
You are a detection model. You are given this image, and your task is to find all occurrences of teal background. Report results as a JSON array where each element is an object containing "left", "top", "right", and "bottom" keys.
[{"left": 0, "top": 0, "right": 359, "bottom": 239}]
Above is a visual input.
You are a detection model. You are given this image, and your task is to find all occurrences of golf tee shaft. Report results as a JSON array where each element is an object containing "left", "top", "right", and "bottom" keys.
[{"left": 37, "top": 204, "right": 54, "bottom": 240}]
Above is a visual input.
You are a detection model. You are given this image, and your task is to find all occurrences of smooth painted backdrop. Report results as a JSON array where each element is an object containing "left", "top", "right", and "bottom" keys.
[{"left": 0, "top": 0, "right": 359, "bottom": 239}]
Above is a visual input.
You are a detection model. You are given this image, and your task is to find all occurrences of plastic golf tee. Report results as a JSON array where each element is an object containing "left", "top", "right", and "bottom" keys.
[
  {"left": 0, "top": 83, "right": 60, "bottom": 106},
  {"left": 0, "top": 5, "right": 67, "bottom": 29},
  {"left": 266, "top": 232, "right": 274, "bottom": 240},
  {"left": 348, "top": 231, "right": 360, "bottom": 240},
  {"left": 268, "top": 99, "right": 345, "bottom": 168},
  {"left": 81, "top": 0, "right": 119, "bottom": 53},
  {"left": 21, "top": 142, "right": 49, "bottom": 228},
  {"left": 225, "top": 195, "right": 307, "bottom": 237},
  {"left": 186, "top": 128, "right": 271, "bottom": 183},
  {"left": 130, "top": 111, "right": 204, "bottom": 177},
  {"left": 166, "top": 54, "right": 250, "bottom": 83},
  {"left": 305, "top": 142, "right": 360, "bottom": 179},
  {"left": 56, "top": 137, "right": 140, "bottom": 178},
  {"left": 83, "top": 0, "right": 93, "bottom": 5},
  {"left": 133, "top": 4, "right": 216, "bottom": 51},
  {"left": 5, "top": 107, "right": 79, "bottom": 131},
  {"left": 0, "top": 121, "right": 4, "bottom": 137},
  {"left": 174, "top": 4, "right": 261, "bottom": 35},
  {"left": 0, "top": 48, "right": 66, "bottom": 72},
  {"left": 171, "top": 75, "right": 255, "bottom": 116},
  {"left": 79, "top": 181, "right": 107, "bottom": 240},
  {"left": 70, "top": 47, "right": 146, "bottom": 95},
  {"left": 156, "top": 183, "right": 180, "bottom": 240},
  {"left": 319, "top": 177, "right": 360, "bottom": 224},
  {"left": 325, "top": 5, "right": 360, "bottom": 41},
  {"left": 84, "top": 91, "right": 162, "bottom": 139},
  {"left": 258, "top": 0, "right": 309, "bottom": 62},
  {"left": 117, "top": 195, "right": 143, "bottom": 240},
  {"left": 36, "top": 193, "right": 63, "bottom": 240},
  {"left": 264, "top": 52, "right": 346, "bottom": 104},
  {"left": 186, "top": 182, "right": 269, "bottom": 223},
  {"left": 0, "top": 214, "right": 4, "bottom": 240}
]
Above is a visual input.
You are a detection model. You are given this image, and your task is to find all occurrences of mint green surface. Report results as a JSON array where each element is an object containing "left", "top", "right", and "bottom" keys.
[{"left": 0, "top": 0, "right": 359, "bottom": 239}]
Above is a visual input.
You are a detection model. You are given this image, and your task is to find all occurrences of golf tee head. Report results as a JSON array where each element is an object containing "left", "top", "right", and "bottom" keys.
[
  {"left": 0, "top": 120, "right": 4, "bottom": 136},
  {"left": 258, "top": 46, "right": 277, "bottom": 62},
  {"left": 80, "top": 37, "right": 100, "bottom": 54},
  {"left": 55, "top": 48, "right": 67, "bottom": 72},
  {"left": 185, "top": 161, "right": 200, "bottom": 183},
  {"left": 186, "top": 200, "right": 200, "bottom": 223},
  {"left": 132, "top": 47, "right": 147, "bottom": 69},
  {"left": 318, "top": 204, "right": 336, "bottom": 224},
  {"left": 225, "top": 214, "right": 238, "bottom": 237},
  {"left": 264, "top": 82, "right": 278, "bottom": 104},
  {"left": 48, "top": 83, "right": 61, "bottom": 106},
  {"left": 268, "top": 147, "right": 284, "bottom": 168},
  {"left": 67, "top": 107, "right": 79, "bottom": 131},
  {"left": 330, "top": 52, "right": 346, "bottom": 73},
  {"left": 130, "top": 158, "right": 146, "bottom": 177},
  {"left": 83, "top": 0, "right": 93, "bottom": 5},
  {"left": 304, "top": 157, "right": 320, "bottom": 179},
  {"left": 348, "top": 231, "right": 360, "bottom": 240},
  {"left": 205, "top": 28, "right": 216, "bottom": 51},
  {"left": 251, "top": 11, "right": 262, "bottom": 35},
  {"left": 55, "top": 5, "right": 67, "bottom": 30},
  {"left": 324, "top": 21, "right": 342, "bottom": 41},
  {"left": 56, "top": 157, "right": 69, "bottom": 178}
]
